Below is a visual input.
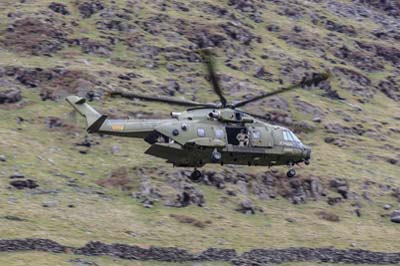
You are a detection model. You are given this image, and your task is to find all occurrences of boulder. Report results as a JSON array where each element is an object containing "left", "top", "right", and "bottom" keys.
[
  {"left": 176, "top": 186, "right": 205, "bottom": 207},
  {"left": 236, "top": 180, "right": 248, "bottom": 195},
  {"left": 383, "top": 204, "right": 392, "bottom": 210},
  {"left": 0, "top": 88, "right": 22, "bottom": 104},
  {"left": 164, "top": 172, "right": 205, "bottom": 208},
  {"left": 313, "top": 117, "right": 322, "bottom": 123},
  {"left": 378, "top": 77, "right": 399, "bottom": 101},
  {"left": 327, "top": 197, "right": 343, "bottom": 206},
  {"left": 203, "top": 171, "right": 225, "bottom": 189},
  {"left": 324, "top": 20, "right": 357, "bottom": 35},
  {"left": 309, "top": 176, "right": 324, "bottom": 199},
  {"left": 392, "top": 187, "right": 400, "bottom": 202},
  {"left": 10, "top": 179, "right": 39, "bottom": 189},
  {"left": 236, "top": 199, "right": 255, "bottom": 215},
  {"left": 228, "top": 0, "right": 256, "bottom": 12},
  {"left": 79, "top": 38, "right": 112, "bottom": 56},
  {"left": 78, "top": 0, "right": 104, "bottom": 18},
  {"left": 330, "top": 178, "right": 349, "bottom": 199},
  {"left": 254, "top": 66, "right": 271, "bottom": 79},
  {"left": 45, "top": 117, "right": 64, "bottom": 129},
  {"left": 76, "top": 136, "right": 94, "bottom": 148},
  {"left": 132, "top": 177, "right": 162, "bottom": 208},
  {"left": 266, "top": 24, "right": 280, "bottom": 32},
  {"left": 48, "top": 2, "right": 70, "bottom": 15},
  {"left": 10, "top": 172, "right": 24, "bottom": 179}
]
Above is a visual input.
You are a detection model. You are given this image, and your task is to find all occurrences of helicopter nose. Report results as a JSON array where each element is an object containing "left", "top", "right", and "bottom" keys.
[{"left": 303, "top": 146, "right": 311, "bottom": 160}]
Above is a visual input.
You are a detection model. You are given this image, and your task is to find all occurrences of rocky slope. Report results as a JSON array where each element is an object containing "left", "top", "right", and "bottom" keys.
[{"left": 0, "top": 0, "right": 400, "bottom": 265}]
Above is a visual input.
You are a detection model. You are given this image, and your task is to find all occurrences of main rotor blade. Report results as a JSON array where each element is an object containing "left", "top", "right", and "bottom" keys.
[
  {"left": 238, "top": 110, "right": 273, "bottom": 123},
  {"left": 233, "top": 72, "right": 330, "bottom": 108},
  {"left": 109, "top": 91, "right": 218, "bottom": 108},
  {"left": 241, "top": 110, "right": 316, "bottom": 133},
  {"left": 200, "top": 49, "right": 228, "bottom": 107},
  {"left": 240, "top": 109, "right": 291, "bottom": 127}
]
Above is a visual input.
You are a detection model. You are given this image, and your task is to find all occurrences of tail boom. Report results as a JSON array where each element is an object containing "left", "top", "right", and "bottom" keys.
[{"left": 66, "top": 95, "right": 163, "bottom": 138}]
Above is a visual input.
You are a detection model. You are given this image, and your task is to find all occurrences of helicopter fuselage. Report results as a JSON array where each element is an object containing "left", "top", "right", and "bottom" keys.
[
  {"left": 66, "top": 96, "right": 311, "bottom": 169},
  {"left": 65, "top": 47, "right": 328, "bottom": 178}
]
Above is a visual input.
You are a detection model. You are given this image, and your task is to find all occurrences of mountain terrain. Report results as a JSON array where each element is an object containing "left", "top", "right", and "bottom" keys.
[{"left": 0, "top": 0, "right": 400, "bottom": 265}]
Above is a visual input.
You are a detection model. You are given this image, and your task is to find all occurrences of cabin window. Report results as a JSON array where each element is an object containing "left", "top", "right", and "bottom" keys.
[
  {"left": 214, "top": 128, "right": 225, "bottom": 138},
  {"left": 197, "top": 128, "right": 206, "bottom": 137},
  {"left": 252, "top": 130, "right": 261, "bottom": 139}
]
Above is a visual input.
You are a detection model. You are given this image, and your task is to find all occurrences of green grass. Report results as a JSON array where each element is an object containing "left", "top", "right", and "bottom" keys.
[
  {"left": 0, "top": 252, "right": 229, "bottom": 266},
  {"left": 0, "top": 0, "right": 400, "bottom": 265}
]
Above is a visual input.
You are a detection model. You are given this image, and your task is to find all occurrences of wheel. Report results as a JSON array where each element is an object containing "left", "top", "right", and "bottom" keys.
[
  {"left": 190, "top": 170, "right": 202, "bottom": 182},
  {"left": 287, "top": 169, "right": 296, "bottom": 178},
  {"left": 304, "top": 160, "right": 310, "bottom": 165},
  {"left": 211, "top": 150, "right": 222, "bottom": 163}
]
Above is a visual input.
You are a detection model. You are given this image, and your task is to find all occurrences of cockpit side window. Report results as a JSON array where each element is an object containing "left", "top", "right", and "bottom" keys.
[{"left": 283, "top": 131, "right": 290, "bottom": 141}]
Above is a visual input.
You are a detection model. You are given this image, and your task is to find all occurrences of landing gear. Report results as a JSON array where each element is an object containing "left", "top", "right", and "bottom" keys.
[
  {"left": 190, "top": 169, "right": 202, "bottom": 182},
  {"left": 287, "top": 163, "right": 296, "bottom": 178},
  {"left": 304, "top": 160, "right": 310, "bottom": 166},
  {"left": 287, "top": 168, "right": 296, "bottom": 178},
  {"left": 211, "top": 149, "right": 222, "bottom": 163}
]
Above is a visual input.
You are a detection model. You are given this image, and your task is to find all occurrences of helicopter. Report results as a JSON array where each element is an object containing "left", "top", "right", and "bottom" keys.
[{"left": 66, "top": 50, "right": 329, "bottom": 180}]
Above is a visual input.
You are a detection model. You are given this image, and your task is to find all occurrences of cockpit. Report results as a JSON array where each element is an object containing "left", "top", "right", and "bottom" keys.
[{"left": 282, "top": 129, "right": 304, "bottom": 148}]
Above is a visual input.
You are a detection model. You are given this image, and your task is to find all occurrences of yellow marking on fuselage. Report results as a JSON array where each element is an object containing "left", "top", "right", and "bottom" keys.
[{"left": 111, "top": 124, "right": 124, "bottom": 131}]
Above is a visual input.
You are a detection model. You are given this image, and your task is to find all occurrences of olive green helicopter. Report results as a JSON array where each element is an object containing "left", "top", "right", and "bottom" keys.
[{"left": 66, "top": 50, "right": 329, "bottom": 180}]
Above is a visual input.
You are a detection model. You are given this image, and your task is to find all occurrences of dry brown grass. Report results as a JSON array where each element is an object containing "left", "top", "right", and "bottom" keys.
[
  {"left": 170, "top": 214, "right": 212, "bottom": 229},
  {"left": 316, "top": 211, "right": 340, "bottom": 222},
  {"left": 96, "top": 167, "right": 133, "bottom": 190}
]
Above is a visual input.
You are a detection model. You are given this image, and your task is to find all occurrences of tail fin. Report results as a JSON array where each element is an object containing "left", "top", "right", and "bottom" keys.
[{"left": 66, "top": 96, "right": 107, "bottom": 133}]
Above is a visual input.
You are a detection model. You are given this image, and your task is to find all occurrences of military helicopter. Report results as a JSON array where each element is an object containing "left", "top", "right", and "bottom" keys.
[{"left": 66, "top": 50, "right": 328, "bottom": 180}]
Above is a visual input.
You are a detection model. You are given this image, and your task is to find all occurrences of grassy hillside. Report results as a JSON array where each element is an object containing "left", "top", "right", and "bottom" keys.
[{"left": 0, "top": 0, "right": 400, "bottom": 265}]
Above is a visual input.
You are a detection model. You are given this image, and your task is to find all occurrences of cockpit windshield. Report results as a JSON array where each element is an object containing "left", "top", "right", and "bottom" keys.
[
  {"left": 283, "top": 130, "right": 303, "bottom": 147},
  {"left": 289, "top": 131, "right": 301, "bottom": 143}
]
